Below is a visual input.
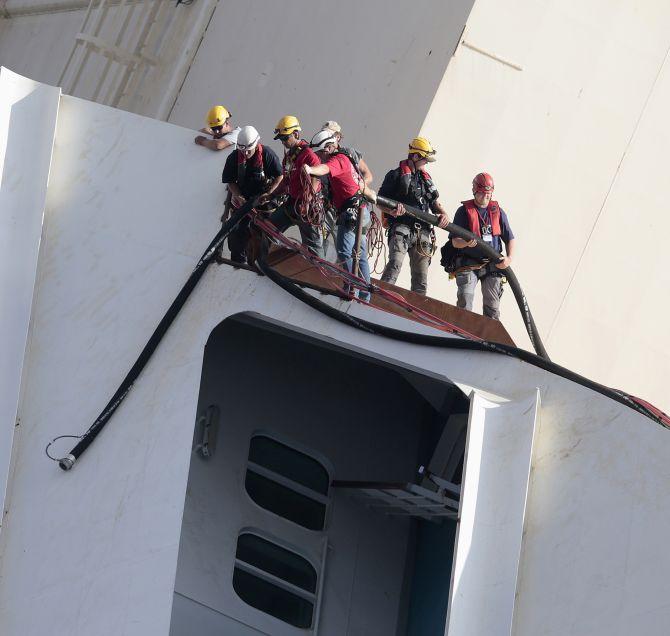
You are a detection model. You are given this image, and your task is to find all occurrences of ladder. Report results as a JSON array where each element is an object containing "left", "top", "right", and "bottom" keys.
[{"left": 57, "top": 0, "right": 211, "bottom": 118}]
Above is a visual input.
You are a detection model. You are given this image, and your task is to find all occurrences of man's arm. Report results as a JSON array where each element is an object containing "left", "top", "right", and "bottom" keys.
[
  {"left": 226, "top": 182, "right": 245, "bottom": 207},
  {"left": 227, "top": 182, "right": 242, "bottom": 197},
  {"left": 194, "top": 136, "right": 233, "bottom": 151},
  {"left": 259, "top": 175, "right": 284, "bottom": 202},
  {"left": 430, "top": 197, "right": 450, "bottom": 229},
  {"left": 495, "top": 238, "right": 515, "bottom": 269},
  {"left": 452, "top": 237, "right": 477, "bottom": 248},
  {"left": 358, "top": 157, "right": 373, "bottom": 185},
  {"left": 303, "top": 164, "right": 330, "bottom": 177}
]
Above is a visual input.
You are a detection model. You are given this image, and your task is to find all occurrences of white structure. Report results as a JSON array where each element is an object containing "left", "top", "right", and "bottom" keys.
[
  {"left": 2, "top": 0, "right": 668, "bottom": 410},
  {"left": 1, "top": 67, "right": 670, "bottom": 635}
]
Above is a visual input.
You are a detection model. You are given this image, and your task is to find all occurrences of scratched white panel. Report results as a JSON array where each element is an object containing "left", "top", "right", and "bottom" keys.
[
  {"left": 446, "top": 390, "right": 540, "bottom": 635},
  {"left": 0, "top": 67, "right": 60, "bottom": 531}
]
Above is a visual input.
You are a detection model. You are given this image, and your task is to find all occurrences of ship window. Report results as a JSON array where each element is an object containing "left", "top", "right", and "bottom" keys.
[
  {"left": 245, "top": 435, "right": 330, "bottom": 530},
  {"left": 233, "top": 533, "right": 317, "bottom": 628}
]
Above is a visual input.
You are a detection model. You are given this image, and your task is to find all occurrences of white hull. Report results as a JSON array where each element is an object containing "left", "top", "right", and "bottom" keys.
[{"left": 1, "top": 69, "right": 670, "bottom": 635}]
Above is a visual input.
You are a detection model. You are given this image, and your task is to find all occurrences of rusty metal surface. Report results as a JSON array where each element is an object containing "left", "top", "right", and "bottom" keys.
[{"left": 266, "top": 248, "right": 515, "bottom": 347}]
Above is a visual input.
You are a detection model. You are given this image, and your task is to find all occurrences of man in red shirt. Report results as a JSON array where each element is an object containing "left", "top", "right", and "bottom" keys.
[
  {"left": 268, "top": 115, "right": 324, "bottom": 257},
  {"left": 303, "top": 129, "right": 377, "bottom": 301}
]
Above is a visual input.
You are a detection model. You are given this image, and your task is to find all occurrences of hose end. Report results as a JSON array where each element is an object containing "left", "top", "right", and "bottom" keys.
[{"left": 58, "top": 454, "right": 76, "bottom": 471}]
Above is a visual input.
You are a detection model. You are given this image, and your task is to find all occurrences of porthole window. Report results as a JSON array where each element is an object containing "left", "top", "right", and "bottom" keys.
[
  {"left": 233, "top": 532, "right": 317, "bottom": 628},
  {"left": 245, "top": 435, "right": 330, "bottom": 531}
]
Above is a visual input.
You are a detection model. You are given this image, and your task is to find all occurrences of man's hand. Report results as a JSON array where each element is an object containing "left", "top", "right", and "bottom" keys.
[
  {"left": 194, "top": 135, "right": 207, "bottom": 146},
  {"left": 436, "top": 213, "right": 450, "bottom": 229},
  {"left": 384, "top": 202, "right": 404, "bottom": 218},
  {"left": 302, "top": 165, "right": 313, "bottom": 177},
  {"left": 362, "top": 186, "right": 377, "bottom": 204},
  {"left": 495, "top": 256, "right": 512, "bottom": 269},
  {"left": 453, "top": 237, "right": 478, "bottom": 248}
]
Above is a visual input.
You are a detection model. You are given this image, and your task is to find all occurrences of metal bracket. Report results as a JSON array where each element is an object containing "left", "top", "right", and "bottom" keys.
[{"left": 193, "top": 404, "right": 220, "bottom": 459}]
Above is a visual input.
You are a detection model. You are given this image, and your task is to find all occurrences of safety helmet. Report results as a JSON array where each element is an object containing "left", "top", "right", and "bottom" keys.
[
  {"left": 237, "top": 125, "right": 260, "bottom": 152},
  {"left": 408, "top": 137, "right": 436, "bottom": 162},
  {"left": 321, "top": 120, "right": 342, "bottom": 135},
  {"left": 309, "top": 129, "right": 338, "bottom": 152},
  {"left": 207, "top": 105, "right": 231, "bottom": 128},
  {"left": 472, "top": 172, "right": 495, "bottom": 193},
  {"left": 274, "top": 115, "right": 301, "bottom": 139}
]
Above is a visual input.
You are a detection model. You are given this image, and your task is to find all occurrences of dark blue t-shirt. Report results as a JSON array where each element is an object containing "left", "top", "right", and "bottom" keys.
[
  {"left": 449, "top": 204, "right": 514, "bottom": 255},
  {"left": 221, "top": 145, "right": 282, "bottom": 197}
]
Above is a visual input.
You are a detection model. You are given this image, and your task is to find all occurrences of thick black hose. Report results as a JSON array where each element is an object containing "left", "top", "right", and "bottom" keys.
[
  {"left": 256, "top": 236, "right": 668, "bottom": 430},
  {"left": 376, "top": 195, "right": 549, "bottom": 360},
  {"left": 56, "top": 198, "right": 258, "bottom": 470}
]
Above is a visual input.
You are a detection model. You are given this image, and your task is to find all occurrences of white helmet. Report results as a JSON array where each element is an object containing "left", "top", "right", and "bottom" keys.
[
  {"left": 321, "top": 120, "right": 342, "bottom": 134},
  {"left": 237, "top": 125, "right": 260, "bottom": 151},
  {"left": 310, "top": 129, "right": 338, "bottom": 152}
]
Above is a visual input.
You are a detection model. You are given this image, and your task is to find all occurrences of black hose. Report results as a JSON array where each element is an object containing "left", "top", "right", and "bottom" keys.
[
  {"left": 55, "top": 198, "right": 258, "bottom": 471},
  {"left": 256, "top": 235, "right": 669, "bottom": 430},
  {"left": 376, "top": 195, "right": 549, "bottom": 360}
]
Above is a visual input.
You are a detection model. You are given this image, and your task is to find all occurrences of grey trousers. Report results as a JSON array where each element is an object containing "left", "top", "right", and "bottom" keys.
[
  {"left": 381, "top": 224, "right": 433, "bottom": 295},
  {"left": 456, "top": 269, "right": 504, "bottom": 320},
  {"left": 269, "top": 198, "right": 324, "bottom": 258}
]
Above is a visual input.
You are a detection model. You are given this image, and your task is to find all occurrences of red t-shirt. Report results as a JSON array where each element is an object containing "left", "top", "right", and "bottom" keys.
[
  {"left": 325, "top": 153, "right": 362, "bottom": 209},
  {"left": 283, "top": 142, "right": 321, "bottom": 200}
]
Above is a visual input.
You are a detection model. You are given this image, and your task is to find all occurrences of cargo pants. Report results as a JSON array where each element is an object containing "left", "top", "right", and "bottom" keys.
[
  {"left": 381, "top": 223, "right": 433, "bottom": 295},
  {"left": 455, "top": 268, "right": 504, "bottom": 320},
  {"left": 269, "top": 197, "right": 324, "bottom": 259}
]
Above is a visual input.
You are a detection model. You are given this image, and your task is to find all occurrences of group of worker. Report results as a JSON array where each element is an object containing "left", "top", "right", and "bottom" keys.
[{"left": 194, "top": 105, "right": 516, "bottom": 320}]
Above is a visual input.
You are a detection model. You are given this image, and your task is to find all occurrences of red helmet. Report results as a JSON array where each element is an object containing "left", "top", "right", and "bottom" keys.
[{"left": 472, "top": 172, "right": 494, "bottom": 193}]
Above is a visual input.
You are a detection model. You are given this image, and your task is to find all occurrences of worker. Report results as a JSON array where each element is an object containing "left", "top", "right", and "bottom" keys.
[
  {"left": 320, "top": 121, "right": 373, "bottom": 186},
  {"left": 268, "top": 115, "right": 324, "bottom": 258},
  {"left": 319, "top": 121, "right": 374, "bottom": 255},
  {"left": 220, "top": 125, "right": 283, "bottom": 264},
  {"left": 303, "top": 129, "right": 377, "bottom": 301},
  {"left": 194, "top": 105, "right": 240, "bottom": 151},
  {"left": 376, "top": 137, "right": 449, "bottom": 295},
  {"left": 449, "top": 172, "right": 515, "bottom": 320}
]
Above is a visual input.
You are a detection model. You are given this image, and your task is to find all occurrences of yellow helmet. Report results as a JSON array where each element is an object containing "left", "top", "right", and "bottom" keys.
[
  {"left": 274, "top": 115, "right": 301, "bottom": 139},
  {"left": 206, "top": 105, "right": 231, "bottom": 128},
  {"left": 408, "top": 136, "right": 436, "bottom": 162}
]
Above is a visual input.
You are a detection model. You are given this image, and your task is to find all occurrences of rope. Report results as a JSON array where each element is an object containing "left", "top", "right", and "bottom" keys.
[
  {"left": 366, "top": 209, "right": 387, "bottom": 274},
  {"left": 296, "top": 171, "right": 324, "bottom": 226}
]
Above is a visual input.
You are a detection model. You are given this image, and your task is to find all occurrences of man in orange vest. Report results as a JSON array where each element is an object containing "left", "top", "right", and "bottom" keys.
[{"left": 449, "top": 172, "right": 515, "bottom": 320}]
